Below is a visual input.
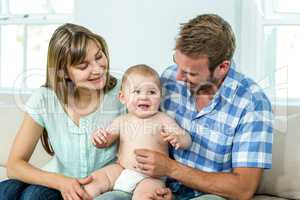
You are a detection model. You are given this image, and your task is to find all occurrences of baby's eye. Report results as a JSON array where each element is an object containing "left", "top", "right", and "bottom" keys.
[
  {"left": 133, "top": 90, "right": 140, "bottom": 94},
  {"left": 149, "top": 90, "right": 157, "bottom": 95}
]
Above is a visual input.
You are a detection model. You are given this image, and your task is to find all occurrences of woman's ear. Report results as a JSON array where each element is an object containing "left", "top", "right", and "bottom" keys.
[{"left": 58, "top": 69, "right": 69, "bottom": 79}]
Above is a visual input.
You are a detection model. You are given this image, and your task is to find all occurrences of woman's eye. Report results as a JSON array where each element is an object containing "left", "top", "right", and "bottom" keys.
[
  {"left": 78, "top": 64, "right": 88, "bottom": 70},
  {"left": 95, "top": 54, "right": 102, "bottom": 60},
  {"left": 133, "top": 90, "right": 140, "bottom": 94}
]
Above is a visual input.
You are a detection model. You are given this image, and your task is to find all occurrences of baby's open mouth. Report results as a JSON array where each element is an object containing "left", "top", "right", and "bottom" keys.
[{"left": 138, "top": 104, "right": 150, "bottom": 110}]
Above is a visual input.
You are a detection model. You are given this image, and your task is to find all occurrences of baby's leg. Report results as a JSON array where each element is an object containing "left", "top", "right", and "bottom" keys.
[
  {"left": 84, "top": 164, "right": 123, "bottom": 198},
  {"left": 132, "top": 178, "right": 165, "bottom": 200}
]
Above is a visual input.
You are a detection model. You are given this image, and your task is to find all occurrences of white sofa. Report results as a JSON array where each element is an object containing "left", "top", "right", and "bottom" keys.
[{"left": 1, "top": 105, "right": 300, "bottom": 199}]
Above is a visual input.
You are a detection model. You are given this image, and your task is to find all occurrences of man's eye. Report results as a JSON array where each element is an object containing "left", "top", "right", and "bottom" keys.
[{"left": 189, "top": 73, "right": 197, "bottom": 77}]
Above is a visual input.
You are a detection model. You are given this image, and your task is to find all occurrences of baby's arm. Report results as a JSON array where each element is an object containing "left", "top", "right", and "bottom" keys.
[
  {"left": 91, "top": 116, "right": 121, "bottom": 148},
  {"left": 160, "top": 113, "right": 192, "bottom": 149}
]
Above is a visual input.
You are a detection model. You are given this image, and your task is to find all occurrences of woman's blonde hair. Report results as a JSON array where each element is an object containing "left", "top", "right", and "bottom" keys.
[{"left": 42, "top": 23, "right": 117, "bottom": 155}]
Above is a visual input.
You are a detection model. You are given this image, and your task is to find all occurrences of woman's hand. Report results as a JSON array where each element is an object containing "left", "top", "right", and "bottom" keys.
[
  {"left": 59, "top": 176, "right": 93, "bottom": 200},
  {"left": 154, "top": 187, "right": 173, "bottom": 200},
  {"left": 143, "top": 187, "right": 173, "bottom": 200}
]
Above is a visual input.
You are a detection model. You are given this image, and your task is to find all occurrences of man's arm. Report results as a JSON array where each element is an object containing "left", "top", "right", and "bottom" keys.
[{"left": 135, "top": 149, "right": 262, "bottom": 200}]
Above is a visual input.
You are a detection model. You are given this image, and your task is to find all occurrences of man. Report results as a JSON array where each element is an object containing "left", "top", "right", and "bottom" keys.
[{"left": 134, "top": 14, "right": 273, "bottom": 200}]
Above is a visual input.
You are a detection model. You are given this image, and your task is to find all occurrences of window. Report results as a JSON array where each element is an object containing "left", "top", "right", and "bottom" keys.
[
  {"left": 0, "top": 0, "right": 73, "bottom": 91},
  {"left": 240, "top": 0, "right": 300, "bottom": 103}
]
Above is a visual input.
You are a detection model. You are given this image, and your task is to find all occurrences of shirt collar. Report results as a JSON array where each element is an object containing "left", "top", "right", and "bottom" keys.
[{"left": 215, "top": 66, "right": 241, "bottom": 103}]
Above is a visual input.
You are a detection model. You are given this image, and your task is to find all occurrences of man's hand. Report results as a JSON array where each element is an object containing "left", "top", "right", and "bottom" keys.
[{"left": 134, "top": 149, "right": 173, "bottom": 177}]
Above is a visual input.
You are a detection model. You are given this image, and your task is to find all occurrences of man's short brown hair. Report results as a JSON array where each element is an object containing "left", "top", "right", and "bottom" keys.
[{"left": 175, "top": 14, "right": 236, "bottom": 71}]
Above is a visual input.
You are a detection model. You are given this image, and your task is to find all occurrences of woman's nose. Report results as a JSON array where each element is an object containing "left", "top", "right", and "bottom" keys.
[{"left": 91, "top": 62, "right": 103, "bottom": 74}]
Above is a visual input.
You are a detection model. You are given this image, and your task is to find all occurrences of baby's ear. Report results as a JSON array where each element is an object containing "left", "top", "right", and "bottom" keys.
[{"left": 118, "top": 91, "right": 126, "bottom": 104}]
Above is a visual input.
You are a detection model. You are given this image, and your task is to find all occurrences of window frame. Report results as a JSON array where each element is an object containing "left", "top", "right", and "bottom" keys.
[
  {"left": 240, "top": 0, "right": 300, "bottom": 105},
  {"left": 0, "top": 0, "right": 73, "bottom": 93}
]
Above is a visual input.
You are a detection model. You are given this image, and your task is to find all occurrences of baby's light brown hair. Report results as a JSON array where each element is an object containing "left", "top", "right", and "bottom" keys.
[{"left": 121, "top": 64, "right": 161, "bottom": 91}]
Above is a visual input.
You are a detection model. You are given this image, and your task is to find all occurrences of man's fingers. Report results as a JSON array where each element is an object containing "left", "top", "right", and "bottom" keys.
[
  {"left": 134, "top": 148, "right": 151, "bottom": 157},
  {"left": 136, "top": 163, "right": 151, "bottom": 171},
  {"left": 135, "top": 154, "right": 149, "bottom": 164}
]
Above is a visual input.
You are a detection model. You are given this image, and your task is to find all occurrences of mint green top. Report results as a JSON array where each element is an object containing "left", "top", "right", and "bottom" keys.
[{"left": 25, "top": 81, "right": 124, "bottom": 178}]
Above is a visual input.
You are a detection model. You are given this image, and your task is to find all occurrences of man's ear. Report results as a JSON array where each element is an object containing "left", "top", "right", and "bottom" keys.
[
  {"left": 214, "top": 60, "right": 230, "bottom": 79},
  {"left": 118, "top": 91, "right": 126, "bottom": 104}
]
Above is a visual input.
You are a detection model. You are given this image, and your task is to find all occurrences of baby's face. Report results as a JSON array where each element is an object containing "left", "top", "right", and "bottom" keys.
[
  {"left": 195, "top": 83, "right": 217, "bottom": 111},
  {"left": 120, "top": 74, "right": 161, "bottom": 118}
]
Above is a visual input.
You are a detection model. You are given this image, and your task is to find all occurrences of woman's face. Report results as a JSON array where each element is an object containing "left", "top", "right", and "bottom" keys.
[{"left": 67, "top": 40, "right": 108, "bottom": 92}]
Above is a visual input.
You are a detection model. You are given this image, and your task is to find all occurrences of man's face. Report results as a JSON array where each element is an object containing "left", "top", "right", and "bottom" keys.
[{"left": 174, "top": 50, "right": 217, "bottom": 92}]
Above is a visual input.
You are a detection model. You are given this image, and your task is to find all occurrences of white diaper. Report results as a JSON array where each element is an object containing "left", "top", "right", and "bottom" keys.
[{"left": 113, "top": 169, "right": 148, "bottom": 193}]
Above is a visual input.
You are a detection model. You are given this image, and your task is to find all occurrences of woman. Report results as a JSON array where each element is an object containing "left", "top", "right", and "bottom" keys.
[{"left": 0, "top": 23, "right": 124, "bottom": 200}]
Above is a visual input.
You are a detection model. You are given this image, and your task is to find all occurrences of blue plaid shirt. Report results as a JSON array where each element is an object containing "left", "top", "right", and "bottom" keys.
[{"left": 161, "top": 65, "right": 273, "bottom": 197}]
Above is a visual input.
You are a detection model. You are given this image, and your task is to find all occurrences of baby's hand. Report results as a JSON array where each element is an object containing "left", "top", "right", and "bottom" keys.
[
  {"left": 91, "top": 129, "right": 111, "bottom": 148},
  {"left": 160, "top": 131, "right": 182, "bottom": 150}
]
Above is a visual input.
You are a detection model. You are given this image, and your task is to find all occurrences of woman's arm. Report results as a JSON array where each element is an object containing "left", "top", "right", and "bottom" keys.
[{"left": 7, "top": 114, "right": 92, "bottom": 200}]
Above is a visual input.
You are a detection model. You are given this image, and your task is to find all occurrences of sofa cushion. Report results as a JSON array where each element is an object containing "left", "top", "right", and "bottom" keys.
[
  {"left": 256, "top": 113, "right": 300, "bottom": 199},
  {"left": 0, "top": 106, "right": 51, "bottom": 181},
  {"left": 252, "top": 195, "right": 289, "bottom": 200},
  {"left": 0, "top": 165, "right": 7, "bottom": 181}
]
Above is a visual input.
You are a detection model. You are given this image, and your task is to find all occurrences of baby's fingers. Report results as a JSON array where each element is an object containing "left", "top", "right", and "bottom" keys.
[
  {"left": 163, "top": 134, "right": 175, "bottom": 142},
  {"left": 94, "top": 135, "right": 105, "bottom": 145},
  {"left": 160, "top": 130, "right": 170, "bottom": 137}
]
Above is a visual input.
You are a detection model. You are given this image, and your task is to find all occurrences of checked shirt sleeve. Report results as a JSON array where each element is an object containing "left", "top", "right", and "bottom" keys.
[{"left": 232, "top": 92, "right": 273, "bottom": 169}]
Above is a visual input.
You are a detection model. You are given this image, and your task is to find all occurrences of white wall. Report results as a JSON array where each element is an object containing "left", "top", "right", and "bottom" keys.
[
  {"left": 74, "top": 0, "right": 239, "bottom": 76},
  {"left": 0, "top": 1, "right": 241, "bottom": 149},
  {"left": 0, "top": 0, "right": 242, "bottom": 140}
]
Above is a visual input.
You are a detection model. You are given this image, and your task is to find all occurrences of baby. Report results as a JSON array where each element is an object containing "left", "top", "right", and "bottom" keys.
[
  {"left": 195, "top": 82, "right": 217, "bottom": 111},
  {"left": 84, "top": 64, "right": 192, "bottom": 199}
]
